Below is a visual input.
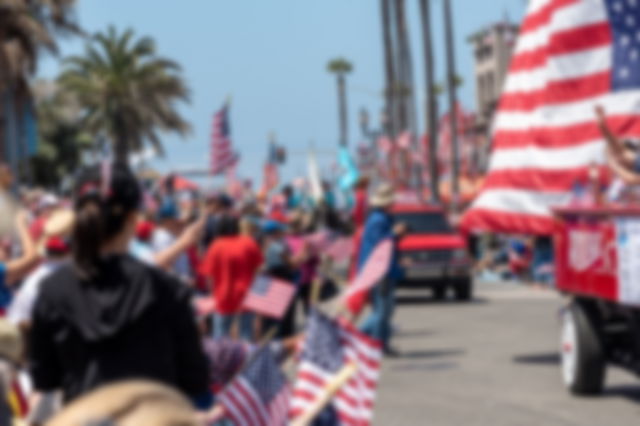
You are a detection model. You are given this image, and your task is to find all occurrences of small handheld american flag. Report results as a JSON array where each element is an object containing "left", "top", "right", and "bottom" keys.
[
  {"left": 290, "top": 310, "right": 382, "bottom": 425},
  {"left": 219, "top": 346, "right": 291, "bottom": 426},
  {"left": 242, "top": 275, "right": 296, "bottom": 319},
  {"left": 343, "top": 239, "right": 393, "bottom": 314}
]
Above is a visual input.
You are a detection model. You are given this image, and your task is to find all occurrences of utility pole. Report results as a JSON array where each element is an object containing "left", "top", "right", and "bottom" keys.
[
  {"left": 444, "top": 0, "right": 460, "bottom": 209},
  {"left": 419, "top": 0, "right": 440, "bottom": 202}
]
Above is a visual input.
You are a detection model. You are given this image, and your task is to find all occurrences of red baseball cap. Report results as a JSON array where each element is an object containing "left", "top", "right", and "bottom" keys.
[{"left": 136, "top": 221, "right": 155, "bottom": 241}]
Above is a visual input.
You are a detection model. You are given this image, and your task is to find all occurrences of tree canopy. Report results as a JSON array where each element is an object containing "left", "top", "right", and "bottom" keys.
[{"left": 59, "top": 26, "right": 191, "bottom": 163}]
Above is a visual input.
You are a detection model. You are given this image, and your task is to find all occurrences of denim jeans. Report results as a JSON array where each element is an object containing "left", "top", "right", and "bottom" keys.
[
  {"left": 212, "top": 312, "right": 254, "bottom": 341},
  {"left": 360, "top": 279, "right": 397, "bottom": 350}
]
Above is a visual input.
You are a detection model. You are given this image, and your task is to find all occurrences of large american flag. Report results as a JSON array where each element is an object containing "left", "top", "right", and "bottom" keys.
[
  {"left": 218, "top": 347, "right": 291, "bottom": 426},
  {"left": 242, "top": 276, "right": 296, "bottom": 319},
  {"left": 290, "top": 310, "right": 382, "bottom": 426},
  {"left": 462, "top": 0, "right": 640, "bottom": 234},
  {"left": 210, "top": 103, "right": 239, "bottom": 176}
]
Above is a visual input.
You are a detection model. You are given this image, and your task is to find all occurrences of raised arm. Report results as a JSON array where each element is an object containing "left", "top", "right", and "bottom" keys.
[
  {"left": 5, "top": 211, "right": 39, "bottom": 285},
  {"left": 607, "top": 147, "right": 640, "bottom": 185},
  {"left": 153, "top": 215, "right": 205, "bottom": 269},
  {"left": 595, "top": 105, "right": 626, "bottom": 160}
]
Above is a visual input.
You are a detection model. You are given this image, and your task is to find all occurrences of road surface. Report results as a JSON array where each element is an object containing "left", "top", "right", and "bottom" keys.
[{"left": 374, "top": 281, "right": 640, "bottom": 425}]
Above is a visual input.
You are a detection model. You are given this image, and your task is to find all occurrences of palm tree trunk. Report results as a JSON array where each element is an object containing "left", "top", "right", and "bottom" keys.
[
  {"left": 337, "top": 73, "right": 348, "bottom": 147},
  {"left": 443, "top": 0, "right": 460, "bottom": 209},
  {"left": 113, "top": 115, "right": 129, "bottom": 165},
  {"left": 380, "top": 0, "right": 399, "bottom": 183},
  {"left": 419, "top": 0, "right": 440, "bottom": 202},
  {"left": 393, "top": 0, "right": 408, "bottom": 135},
  {"left": 0, "top": 91, "right": 6, "bottom": 164},
  {"left": 395, "top": 0, "right": 421, "bottom": 190}
]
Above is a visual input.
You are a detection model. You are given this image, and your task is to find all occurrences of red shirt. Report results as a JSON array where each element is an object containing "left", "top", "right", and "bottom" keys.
[{"left": 200, "top": 236, "right": 263, "bottom": 314}]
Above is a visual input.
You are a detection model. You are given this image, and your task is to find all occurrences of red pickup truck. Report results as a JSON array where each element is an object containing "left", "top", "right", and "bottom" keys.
[{"left": 393, "top": 203, "right": 472, "bottom": 301}]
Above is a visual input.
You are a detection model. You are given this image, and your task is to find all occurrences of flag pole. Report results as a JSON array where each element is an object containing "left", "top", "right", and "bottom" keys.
[{"left": 290, "top": 363, "right": 359, "bottom": 426}]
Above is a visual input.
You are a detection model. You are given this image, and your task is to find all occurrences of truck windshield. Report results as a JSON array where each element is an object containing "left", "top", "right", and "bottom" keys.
[{"left": 394, "top": 212, "right": 453, "bottom": 234}]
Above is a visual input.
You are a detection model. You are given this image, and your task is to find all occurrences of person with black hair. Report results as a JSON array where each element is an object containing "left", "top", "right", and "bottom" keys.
[
  {"left": 27, "top": 163, "right": 211, "bottom": 408},
  {"left": 201, "top": 192, "right": 233, "bottom": 249}
]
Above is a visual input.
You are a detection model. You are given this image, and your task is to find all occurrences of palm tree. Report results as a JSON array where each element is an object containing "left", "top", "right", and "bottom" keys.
[
  {"left": 419, "top": 0, "right": 440, "bottom": 202},
  {"left": 443, "top": 0, "right": 461, "bottom": 207},
  {"left": 394, "top": 0, "right": 420, "bottom": 188},
  {"left": 59, "top": 26, "right": 191, "bottom": 164},
  {"left": 380, "top": 0, "right": 397, "bottom": 140},
  {"left": 0, "top": 0, "right": 80, "bottom": 168},
  {"left": 327, "top": 57, "right": 353, "bottom": 147}
]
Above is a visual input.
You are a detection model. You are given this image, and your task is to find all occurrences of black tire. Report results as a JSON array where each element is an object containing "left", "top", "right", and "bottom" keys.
[
  {"left": 433, "top": 285, "right": 447, "bottom": 300},
  {"left": 454, "top": 278, "right": 473, "bottom": 301},
  {"left": 561, "top": 301, "right": 606, "bottom": 395}
]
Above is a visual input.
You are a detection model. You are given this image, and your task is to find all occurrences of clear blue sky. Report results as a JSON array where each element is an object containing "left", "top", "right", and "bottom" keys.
[{"left": 38, "top": 0, "right": 526, "bottom": 185}]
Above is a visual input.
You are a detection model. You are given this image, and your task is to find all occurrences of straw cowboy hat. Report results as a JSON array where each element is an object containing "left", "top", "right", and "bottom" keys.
[
  {"left": 369, "top": 183, "right": 395, "bottom": 208},
  {"left": 47, "top": 380, "right": 201, "bottom": 426}
]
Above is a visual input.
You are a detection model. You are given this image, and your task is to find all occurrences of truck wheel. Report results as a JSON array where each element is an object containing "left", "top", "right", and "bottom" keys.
[
  {"left": 433, "top": 286, "right": 447, "bottom": 300},
  {"left": 454, "top": 279, "right": 473, "bottom": 301},
  {"left": 560, "top": 301, "right": 605, "bottom": 395}
]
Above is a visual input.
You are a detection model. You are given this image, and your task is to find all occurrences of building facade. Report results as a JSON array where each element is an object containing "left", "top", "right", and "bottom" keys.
[{"left": 468, "top": 22, "right": 519, "bottom": 131}]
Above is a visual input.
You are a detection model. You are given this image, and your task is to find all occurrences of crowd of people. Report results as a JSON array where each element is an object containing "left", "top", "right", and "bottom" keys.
[
  {"left": 0, "top": 159, "right": 405, "bottom": 425},
  {"left": 1, "top": 104, "right": 638, "bottom": 424}
]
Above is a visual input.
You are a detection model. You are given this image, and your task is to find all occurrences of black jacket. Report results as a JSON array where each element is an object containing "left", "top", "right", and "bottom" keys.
[{"left": 28, "top": 254, "right": 209, "bottom": 403}]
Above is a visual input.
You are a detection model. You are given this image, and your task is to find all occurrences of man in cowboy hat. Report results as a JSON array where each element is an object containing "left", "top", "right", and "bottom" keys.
[{"left": 358, "top": 183, "right": 406, "bottom": 356}]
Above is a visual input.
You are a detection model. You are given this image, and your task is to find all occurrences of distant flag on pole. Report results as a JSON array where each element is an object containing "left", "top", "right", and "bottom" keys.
[
  {"left": 338, "top": 146, "right": 360, "bottom": 191},
  {"left": 242, "top": 275, "right": 296, "bottom": 319},
  {"left": 263, "top": 141, "right": 281, "bottom": 193},
  {"left": 290, "top": 310, "right": 382, "bottom": 425},
  {"left": 308, "top": 148, "right": 324, "bottom": 203},
  {"left": 462, "top": 0, "right": 640, "bottom": 234},
  {"left": 210, "top": 102, "right": 239, "bottom": 176}
]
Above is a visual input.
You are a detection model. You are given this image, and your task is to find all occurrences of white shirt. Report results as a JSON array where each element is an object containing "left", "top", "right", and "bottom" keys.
[
  {"left": 8, "top": 260, "right": 65, "bottom": 325},
  {"left": 151, "top": 228, "right": 191, "bottom": 282}
]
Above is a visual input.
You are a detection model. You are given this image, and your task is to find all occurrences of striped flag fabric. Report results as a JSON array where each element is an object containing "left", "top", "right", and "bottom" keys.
[
  {"left": 210, "top": 103, "right": 239, "bottom": 176},
  {"left": 343, "top": 239, "right": 393, "bottom": 315},
  {"left": 290, "top": 310, "right": 382, "bottom": 425},
  {"left": 219, "top": 346, "right": 291, "bottom": 426},
  {"left": 242, "top": 276, "right": 296, "bottom": 319},
  {"left": 462, "top": 0, "right": 640, "bottom": 234},
  {"left": 262, "top": 142, "right": 281, "bottom": 193}
]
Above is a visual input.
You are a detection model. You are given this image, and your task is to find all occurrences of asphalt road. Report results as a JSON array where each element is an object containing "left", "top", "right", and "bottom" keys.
[{"left": 373, "top": 281, "right": 640, "bottom": 425}]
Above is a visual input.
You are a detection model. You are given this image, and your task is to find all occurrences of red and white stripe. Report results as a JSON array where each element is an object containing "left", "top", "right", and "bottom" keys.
[
  {"left": 290, "top": 321, "right": 382, "bottom": 426},
  {"left": 343, "top": 240, "right": 393, "bottom": 315},
  {"left": 462, "top": 0, "right": 640, "bottom": 234},
  {"left": 220, "top": 377, "right": 291, "bottom": 426},
  {"left": 242, "top": 277, "right": 296, "bottom": 320},
  {"left": 263, "top": 163, "right": 279, "bottom": 193}
]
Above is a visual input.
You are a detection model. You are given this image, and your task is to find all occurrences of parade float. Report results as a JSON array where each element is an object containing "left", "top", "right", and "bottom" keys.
[
  {"left": 554, "top": 205, "right": 640, "bottom": 394},
  {"left": 460, "top": 0, "right": 640, "bottom": 396}
]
